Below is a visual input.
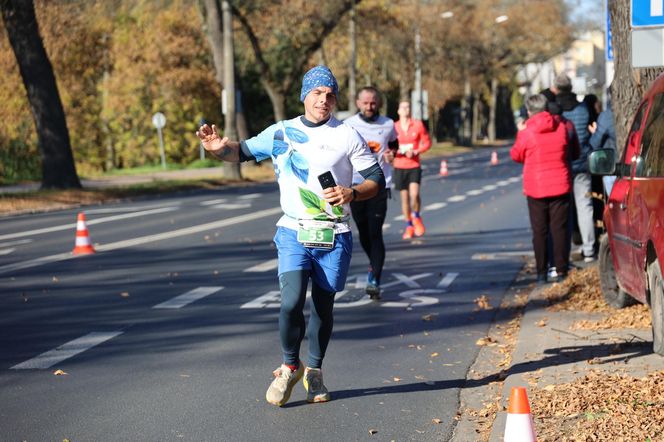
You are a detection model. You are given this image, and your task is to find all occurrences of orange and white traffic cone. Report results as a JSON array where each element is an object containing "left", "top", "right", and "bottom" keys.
[
  {"left": 490, "top": 151, "right": 498, "bottom": 165},
  {"left": 439, "top": 159, "right": 448, "bottom": 176},
  {"left": 72, "top": 212, "right": 95, "bottom": 255},
  {"left": 504, "top": 386, "right": 536, "bottom": 442}
]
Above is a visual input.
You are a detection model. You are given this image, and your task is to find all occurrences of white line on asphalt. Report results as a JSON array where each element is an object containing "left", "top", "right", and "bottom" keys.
[
  {"left": 84, "top": 203, "right": 177, "bottom": 214},
  {"left": 0, "top": 248, "right": 15, "bottom": 256},
  {"left": 466, "top": 189, "right": 484, "bottom": 196},
  {"left": 0, "top": 206, "right": 179, "bottom": 242},
  {"left": 447, "top": 195, "right": 466, "bottom": 202},
  {"left": 238, "top": 193, "right": 262, "bottom": 200},
  {"left": 423, "top": 202, "right": 447, "bottom": 211},
  {"left": 153, "top": 287, "right": 224, "bottom": 309},
  {"left": 482, "top": 184, "right": 497, "bottom": 191},
  {"left": 200, "top": 198, "right": 228, "bottom": 205},
  {"left": 11, "top": 331, "right": 124, "bottom": 370},
  {"left": 437, "top": 272, "right": 459, "bottom": 289},
  {"left": 0, "top": 239, "right": 32, "bottom": 248},
  {"left": 244, "top": 258, "right": 278, "bottom": 273},
  {"left": 383, "top": 273, "right": 432, "bottom": 289},
  {"left": 0, "top": 207, "right": 283, "bottom": 276},
  {"left": 210, "top": 203, "right": 252, "bottom": 210}
]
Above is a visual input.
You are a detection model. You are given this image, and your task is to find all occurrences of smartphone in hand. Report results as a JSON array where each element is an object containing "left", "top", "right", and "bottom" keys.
[{"left": 318, "top": 171, "right": 336, "bottom": 189}]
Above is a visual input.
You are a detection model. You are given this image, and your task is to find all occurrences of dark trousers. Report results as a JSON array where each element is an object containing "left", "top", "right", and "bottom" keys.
[
  {"left": 527, "top": 194, "right": 570, "bottom": 276},
  {"left": 350, "top": 188, "right": 389, "bottom": 283}
]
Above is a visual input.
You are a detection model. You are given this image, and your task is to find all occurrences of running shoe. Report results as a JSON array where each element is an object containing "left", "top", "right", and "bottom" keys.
[
  {"left": 366, "top": 271, "right": 380, "bottom": 300},
  {"left": 412, "top": 216, "right": 425, "bottom": 237},
  {"left": 303, "top": 367, "right": 331, "bottom": 403},
  {"left": 266, "top": 361, "right": 304, "bottom": 406},
  {"left": 402, "top": 225, "right": 415, "bottom": 240}
]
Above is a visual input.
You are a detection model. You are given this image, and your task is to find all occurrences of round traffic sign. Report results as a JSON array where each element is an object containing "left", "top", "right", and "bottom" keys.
[{"left": 152, "top": 112, "right": 166, "bottom": 129}]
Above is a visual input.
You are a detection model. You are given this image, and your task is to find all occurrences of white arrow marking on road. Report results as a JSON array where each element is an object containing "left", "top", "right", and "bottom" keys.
[
  {"left": 11, "top": 331, "right": 124, "bottom": 370},
  {"left": 437, "top": 272, "right": 459, "bottom": 289},
  {"left": 200, "top": 198, "right": 228, "bottom": 205},
  {"left": 153, "top": 286, "right": 224, "bottom": 309},
  {"left": 0, "top": 207, "right": 282, "bottom": 276},
  {"left": 244, "top": 258, "right": 278, "bottom": 273},
  {"left": 471, "top": 251, "right": 533, "bottom": 260},
  {"left": 0, "top": 206, "right": 179, "bottom": 242}
]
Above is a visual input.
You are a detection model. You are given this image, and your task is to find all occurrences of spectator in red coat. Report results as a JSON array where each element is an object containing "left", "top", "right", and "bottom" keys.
[{"left": 511, "top": 94, "right": 579, "bottom": 284}]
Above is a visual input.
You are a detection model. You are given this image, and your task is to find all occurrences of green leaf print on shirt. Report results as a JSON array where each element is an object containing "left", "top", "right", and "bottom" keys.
[{"left": 298, "top": 187, "right": 343, "bottom": 220}]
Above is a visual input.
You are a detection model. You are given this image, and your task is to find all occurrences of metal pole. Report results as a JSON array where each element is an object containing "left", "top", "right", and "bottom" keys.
[{"left": 157, "top": 127, "right": 166, "bottom": 169}]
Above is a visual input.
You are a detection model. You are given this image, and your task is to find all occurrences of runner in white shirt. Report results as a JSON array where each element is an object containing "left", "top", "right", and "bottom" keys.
[
  {"left": 344, "top": 86, "right": 398, "bottom": 299},
  {"left": 196, "top": 66, "right": 385, "bottom": 407}
]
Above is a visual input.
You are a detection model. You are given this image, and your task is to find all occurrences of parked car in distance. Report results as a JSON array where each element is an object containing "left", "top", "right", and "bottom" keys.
[{"left": 589, "top": 72, "right": 664, "bottom": 356}]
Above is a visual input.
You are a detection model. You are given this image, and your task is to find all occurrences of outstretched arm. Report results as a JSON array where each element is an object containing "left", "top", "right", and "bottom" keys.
[{"left": 196, "top": 124, "right": 240, "bottom": 162}]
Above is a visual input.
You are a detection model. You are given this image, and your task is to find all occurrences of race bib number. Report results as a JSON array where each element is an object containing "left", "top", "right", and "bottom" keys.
[
  {"left": 297, "top": 220, "right": 335, "bottom": 249},
  {"left": 399, "top": 143, "right": 413, "bottom": 154}
]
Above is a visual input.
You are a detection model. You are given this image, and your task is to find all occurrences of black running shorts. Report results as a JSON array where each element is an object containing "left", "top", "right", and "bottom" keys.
[{"left": 393, "top": 167, "right": 422, "bottom": 190}]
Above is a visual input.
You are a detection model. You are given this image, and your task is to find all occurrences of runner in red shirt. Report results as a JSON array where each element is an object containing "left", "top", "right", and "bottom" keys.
[{"left": 393, "top": 100, "right": 432, "bottom": 239}]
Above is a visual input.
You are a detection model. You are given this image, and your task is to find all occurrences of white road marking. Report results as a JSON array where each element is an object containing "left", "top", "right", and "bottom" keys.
[
  {"left": 209, "top": 203, "right": 252, "bottom": 210},
  {"left": 423, "top": 202, "right": 447, "bottom": 211},
  {"left": 466, "top": 189, "right": 484, "bottom": 196},
  {"left": 239, "top": 193, "right": 262, "bottom": 200},
  {"left": 482, "top": 184, "right": 497, "bottom": 191},
  {"left": 394, "top": 215, "right": 405, "bottom": 221},
  {"left": 11, "top": 331, "right": 124, "bottom": 370},
  {"left": 437, "top": 272, "right": 459, "bottom": 289},
  {"left": 200, "top": 198, "right": 228, "bottom": 205},
  {"left": 381, "top": 289, "right": 442, "bottom": 308},
  {"left": 153, "top": 287, "right": 224, "bottom": 309},
  {"left": 0, "top": 239, "right": 32, "bottom": 248},
  {"left": 382, "top": 223, "right": 391, "bottom": 230},
  {"left": 447, "top": 195, "right": 466, "bottom": 202},
  {"left": 383, "top": 273, "right": 432, "bottom": 289},
  {"left": 0, "top": 207, "right": 282, "bottom": 276},
  {"left": 0, "top": 248, "right": 15, "bottom": 256},
  {"left": 244, "top": 258, "right": 278, "bottom": 273},
  {"left": 472, "top": 251, "right": 533, "bottom": 260},
  {"left": 0, "top": 206, "right": 179, "bottom": 242},
  {"left": 84, "top": 203, "right": 176, "bottom": 214}
]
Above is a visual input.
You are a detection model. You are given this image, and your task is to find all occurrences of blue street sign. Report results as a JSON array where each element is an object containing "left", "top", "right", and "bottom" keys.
[
  {"left": 607, "top": 5, "right": 614, "bottom": 61},
  {"left": 633, "top": 0, "right": 664, "bottom": 28}
]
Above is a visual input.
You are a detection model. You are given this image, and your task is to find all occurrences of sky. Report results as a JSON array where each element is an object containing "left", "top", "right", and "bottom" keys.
[{"left": 567, "top": 0, "right": 605, "bottom": 30}]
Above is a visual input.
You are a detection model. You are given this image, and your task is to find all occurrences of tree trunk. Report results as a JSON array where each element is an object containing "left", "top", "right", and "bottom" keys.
[
  {"left": 609, "top": 0, "right": 663, "bottom": 154},
  {"left": 262, "top": 80, "right": 287, "bottom": 122},
  {"left": 1, "top": 0, "right": 81, "bottom": 189},
  {"left": 488, "top": 77, "right": 497, "bottom": 143},
  {"left": 221, "top": 0, "right": 241, "bottom": 180}
]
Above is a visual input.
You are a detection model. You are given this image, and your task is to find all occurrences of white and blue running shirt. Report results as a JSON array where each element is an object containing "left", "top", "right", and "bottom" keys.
[
  {"left": 343, "top": 114, "right": 397, "bottom": 187},
  {"left": 243, "top": 116, "right": 377, "bottom": 233}
]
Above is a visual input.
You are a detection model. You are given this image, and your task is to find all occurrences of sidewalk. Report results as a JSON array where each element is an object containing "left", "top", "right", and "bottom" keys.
[
  {"left": 452, "top": 260, "right": 662, "bottom": 441},
  {"left": 0, "top": 166, "right": 230, "bottom": 194}
]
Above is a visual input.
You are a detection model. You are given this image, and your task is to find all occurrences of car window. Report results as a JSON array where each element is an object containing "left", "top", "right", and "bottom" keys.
[
  {"left": 618, "top": 101, "right": 647, "bottom": 177},
  {"left": 638, "top": 93, "right": 664, "bottom": 177}
]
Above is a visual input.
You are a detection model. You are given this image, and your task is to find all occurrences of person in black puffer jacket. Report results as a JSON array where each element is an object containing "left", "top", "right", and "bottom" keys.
[{"left": 554, "top": 73, "right": 596, "bottom": 262}]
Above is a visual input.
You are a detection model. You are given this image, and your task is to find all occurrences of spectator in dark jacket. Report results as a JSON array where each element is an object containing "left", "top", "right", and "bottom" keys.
[
  {"left": 589, "top": 89, "right": 617, "bottom": 195},
  {"left": 554, "top": 73, "right": 596, "bottom": 262},
  {"left": 511, "top": 94, "right": 579, "bottom": 284}
]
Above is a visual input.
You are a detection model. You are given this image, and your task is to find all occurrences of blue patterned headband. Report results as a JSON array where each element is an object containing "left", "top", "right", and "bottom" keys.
[{"left": 300, "top": 65, "right": 339, "bottom": 102}]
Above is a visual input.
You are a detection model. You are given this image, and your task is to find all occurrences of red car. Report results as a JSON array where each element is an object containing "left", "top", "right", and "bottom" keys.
[{"left": 589, "top": 73, "right": 664, "bottom": 355}]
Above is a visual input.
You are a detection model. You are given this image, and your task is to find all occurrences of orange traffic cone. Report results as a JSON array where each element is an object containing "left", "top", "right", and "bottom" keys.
[
  {"left": 504, "top": 386, "right": 536, "bottom": 442},
  {"left": 490, "top": 151, "right": 498, "bottom": 165},
  {"left": 439, "top": 160, "right": 448, "bottom": 176},
  {"left": 72, "top": 212, "right": 95, "bottom": 255}
]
